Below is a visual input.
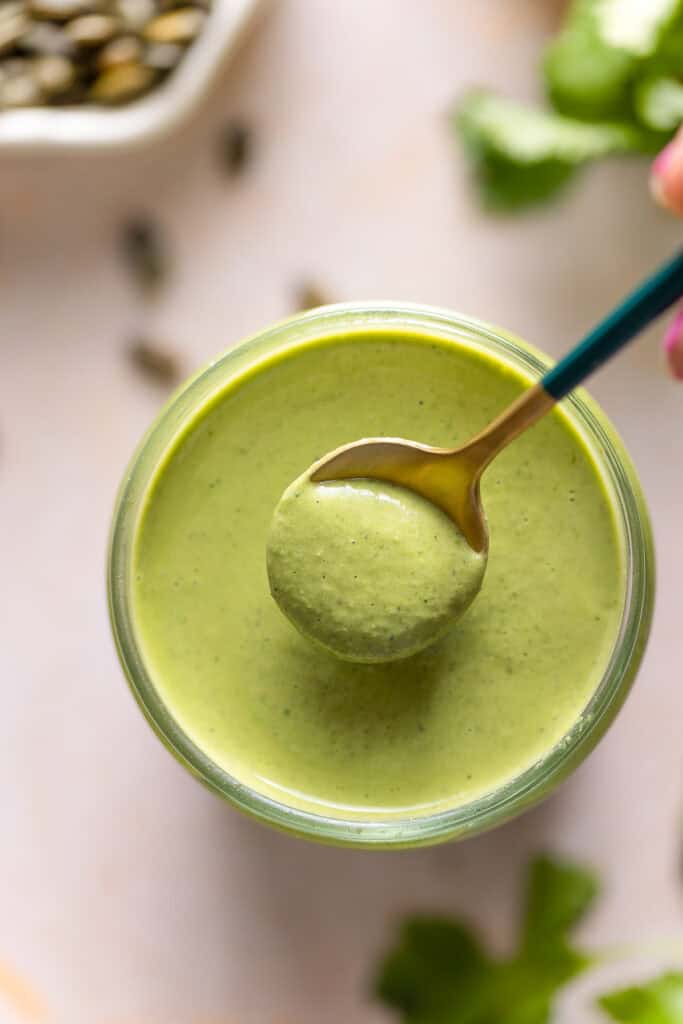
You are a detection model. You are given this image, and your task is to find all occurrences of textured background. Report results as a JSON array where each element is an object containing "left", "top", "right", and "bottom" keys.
[{"left": 1, "top": 2, "right": 681, "bottom": 1021}]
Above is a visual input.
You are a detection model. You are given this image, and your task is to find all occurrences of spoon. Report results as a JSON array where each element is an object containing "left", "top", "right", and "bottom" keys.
[{"left": 312, "top": 248, "right": 683, "bottom": 553}]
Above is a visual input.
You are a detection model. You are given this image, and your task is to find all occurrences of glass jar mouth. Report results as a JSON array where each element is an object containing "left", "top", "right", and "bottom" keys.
[{"left": 108, "top": 302, "right": 655, "bottom": 848}]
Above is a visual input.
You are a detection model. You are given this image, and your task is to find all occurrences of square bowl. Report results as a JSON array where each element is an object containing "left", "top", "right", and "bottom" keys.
[{"left": 0, "top": 0, "right": 262, "bottom": 151}]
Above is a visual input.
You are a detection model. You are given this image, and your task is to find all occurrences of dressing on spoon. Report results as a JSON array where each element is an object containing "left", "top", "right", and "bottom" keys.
[{"left": 267, "top": 471, "right": 486, "bottom": 663}]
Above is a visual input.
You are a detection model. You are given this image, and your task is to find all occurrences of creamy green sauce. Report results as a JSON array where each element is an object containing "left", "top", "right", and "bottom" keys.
[
  {"left": 132, "top": 329, "right": 624, "bottom": 819},
  {"left": 267, "top": 475, "right": 486, "bottom": 662}
]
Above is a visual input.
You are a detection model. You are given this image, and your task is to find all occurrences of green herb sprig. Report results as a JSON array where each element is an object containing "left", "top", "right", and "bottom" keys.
[
  {"left": 374, "top": 855, "right": 683, "bottom": 1023},
  {"left": 455, "top": 0, "right": 683, "bottom": 210}
]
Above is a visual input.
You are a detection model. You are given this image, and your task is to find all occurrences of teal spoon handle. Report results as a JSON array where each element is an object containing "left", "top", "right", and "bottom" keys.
[{"left": 542, "top": 248, "right": 683, "bottom": 400}]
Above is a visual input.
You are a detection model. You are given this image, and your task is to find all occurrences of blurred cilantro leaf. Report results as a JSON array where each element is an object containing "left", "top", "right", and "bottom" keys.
[
  {"left": 544, "top": 0, "right": 636, "bottom": 120},
  {"left": 642, "top": 20, "right": 683, "bottom": 79},
  {"left": 544, "top": 0, "right": 682, "bottom": 121},
  {"left": 599, "top": 972, "right": 683, "bottom": 1022},
  {"left": 374, "top": 855, "right": 599, "bottom": 1023},
  {"left": 455, "top": 90, "right": 655, "bottom": 211},
  {"left": 635, "top": 76, "right": 683, "bottom": 131},
  {"left": 596, "top": 0, "right": 681, "bottom": 56},
  {"left": 454, "top": 0, "right": 683, "bottom": 211}
]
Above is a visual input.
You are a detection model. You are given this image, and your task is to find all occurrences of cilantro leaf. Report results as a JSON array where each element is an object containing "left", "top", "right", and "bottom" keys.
[
  {"left": 375, "top": 919, "right": 492, "bottom": 1023},
  {"left": 374, "top": 855, "right": 599, "bottom": 1024},
  {"left": 544, "top": 0, "right": 635, "bottom": 121},
  {"left": 543, "top": 0, "right": 682, "bottom": 122},
  {"left": 599, "top": 972, "right": 683, "bottom": 1022},
  {"left": 454, "top": 0, "right": 683, "bottom": 212},
  {"left": 454, "top": 90, "right": 654, "bottom": 211},
  {"left": 596, "top": 0, "right": 681, "bottom": 58},
  {"left": 642, "top": 20, "right": 683, "bottom": 80},
  {"left": 522, "top": 854, "right": 599, "bottom": 959},
  {"left": 635, "top": 76, "right": 683, "bottom": 131}
]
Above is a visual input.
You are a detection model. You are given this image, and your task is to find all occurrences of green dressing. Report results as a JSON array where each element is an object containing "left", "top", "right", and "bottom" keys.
[
  {"left": 267, "top": 476, "right": 486, "bottom": 663},
  {"left": 132, "top": 328, "right": 623, "bottom": 818}
]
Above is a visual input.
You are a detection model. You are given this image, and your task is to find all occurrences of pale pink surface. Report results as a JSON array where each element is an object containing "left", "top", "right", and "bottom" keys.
[{"left": 0, "top": 3, "right": 682, "bottom": 1023}]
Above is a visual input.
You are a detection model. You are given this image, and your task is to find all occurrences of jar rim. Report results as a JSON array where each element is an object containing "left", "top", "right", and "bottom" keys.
[{"left": 108, "top": 302, "right": 655, "bottom": 848}]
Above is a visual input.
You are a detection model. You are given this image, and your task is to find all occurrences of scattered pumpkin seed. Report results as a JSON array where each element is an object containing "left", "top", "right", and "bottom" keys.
[
  {"left": 294, "top": 281, "right": 335, "bottom": 312},
  {"left": 217, "top": 118, "right": 253, "bottom": 178},
  {"left": 128, "top": 338, "right": 181, "bottom": 386},
  {"left": 120, "top": 217, "right": 167, "bottom": 293}
]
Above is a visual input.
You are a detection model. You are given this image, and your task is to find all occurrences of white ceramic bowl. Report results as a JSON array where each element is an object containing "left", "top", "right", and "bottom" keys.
[{"left": 0, "top": 0, "right": 262, "bottom": 151}]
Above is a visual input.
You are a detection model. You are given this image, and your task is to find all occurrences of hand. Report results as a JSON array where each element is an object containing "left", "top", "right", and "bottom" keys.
[{"left": 650, "top": 126, "right": 683, "bottom": 379}]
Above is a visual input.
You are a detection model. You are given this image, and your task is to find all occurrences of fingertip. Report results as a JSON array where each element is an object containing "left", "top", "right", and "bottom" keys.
[
  {"left": 650, "top": 129, "right": 683, "bottom": 216},
  {"left": 664, "top": 310, "right": 683, "bottom": 380}
]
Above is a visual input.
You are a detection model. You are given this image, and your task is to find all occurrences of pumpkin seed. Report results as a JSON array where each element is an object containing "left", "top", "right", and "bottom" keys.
[
  {"left": 115, "top": 0, "right": 154, "bottom": 30},
  {"left": 0, "top": 66, "right": 42, "bottom": 105},
  {"left": 217, "top": 119, "right": 253, "bottom": 177},
  {"left": 66, "top": 12, "right": 119, "bottom": 46},
  {"left": 97, "top": 33, "right": 141, "bottom": 68},
  {"left": 33, "top": 52, "right": 74, "bottom": 92},
  {"left": 19, "top": 20, "right": 73, "bottom": 56},
  {"left": 91, "top": 59, "right": 154, "bottom": 102},
  {"left": 0, "top": 7, "right": 28, "bottom": 56},
  {"left": 144, "top": 39, "right": 181, "bottom": 69},
  {"left": 120, "top": 217, "right": 167, "bottom": 293},
  {"left": 128, "top": 338, "right": 181, "bottom": 386},
  {"left": 294, "top": 282, "right": 334, "bottom": 312},
  {"left": 143, "top": 6, "right": 204, "bottom": 44},
  {"left": 28, "top": 0, "right": 97, "bottom": 20},
  {"left": 0, "top": 0, "right": 210, "bottom": 108}
]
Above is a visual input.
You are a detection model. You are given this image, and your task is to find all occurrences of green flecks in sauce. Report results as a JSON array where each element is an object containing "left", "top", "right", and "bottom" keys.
[
  {"left": 267, "top": 475, "right": 486, "bottom": 663},
  {"left": 132, "top": 329, "right": 624, "bottom": 819}
]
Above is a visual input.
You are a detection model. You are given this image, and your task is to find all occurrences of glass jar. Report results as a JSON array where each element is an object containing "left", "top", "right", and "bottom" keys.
[{"left": 108, "top": 304, "right": 654, "bottom": 848}]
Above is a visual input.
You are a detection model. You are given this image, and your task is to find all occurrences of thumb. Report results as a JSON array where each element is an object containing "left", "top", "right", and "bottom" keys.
[
  {"left": 650, "top": 125, "right": 683, "bottom": 216},
  {"left": 664, "top": 309, "right": 683, "bottom": 380},
  {"left": 649, "top": 128, "right": 683, "bottom": 378}
]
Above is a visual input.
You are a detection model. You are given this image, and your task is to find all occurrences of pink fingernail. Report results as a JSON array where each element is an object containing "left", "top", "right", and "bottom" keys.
[
  {"left": 664, "top": 310, "right": 683, "bottom": 379},
  {"left": 653, "top": 142, "right": 675, "bottom": 179},
  {"left": 650, "top": 142, "right": 676, "bottom": 208}
]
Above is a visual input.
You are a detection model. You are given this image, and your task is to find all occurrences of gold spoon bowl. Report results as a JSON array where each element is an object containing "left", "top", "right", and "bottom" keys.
[{"left": 311, "top": 383, "right": 554, "bottom": 554}]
